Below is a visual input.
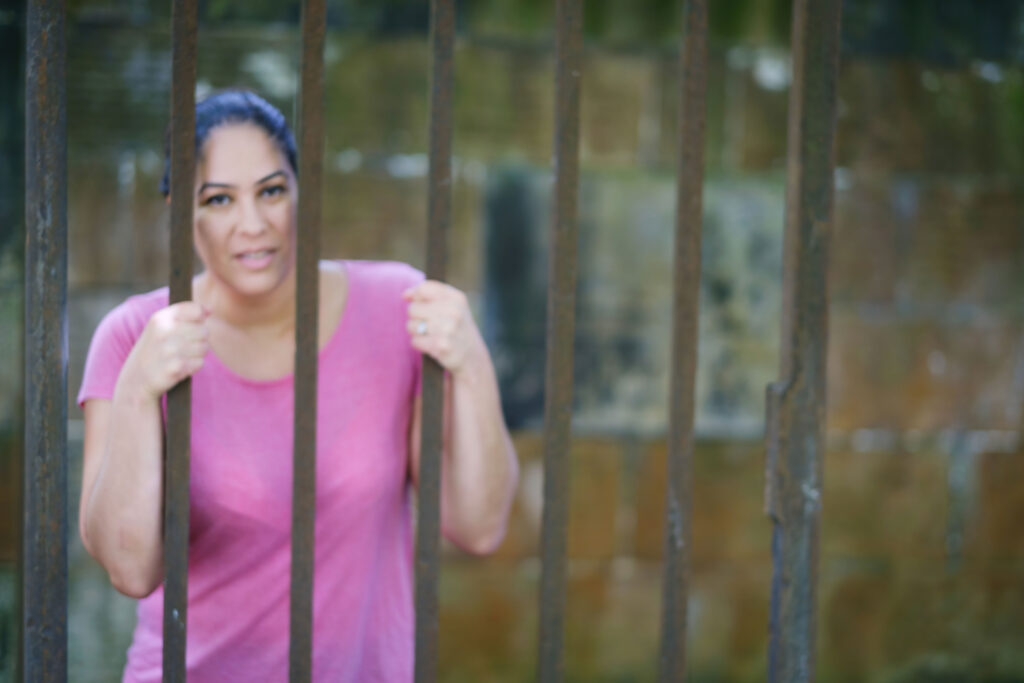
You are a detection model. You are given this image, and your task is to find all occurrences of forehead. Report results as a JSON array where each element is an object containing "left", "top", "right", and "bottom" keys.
[{"left": 197, "top": 123, "right": 289, "bottom": 185}]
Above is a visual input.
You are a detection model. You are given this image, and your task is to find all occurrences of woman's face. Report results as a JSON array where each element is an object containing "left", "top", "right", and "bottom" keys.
[{"left": 192, "top": 123, "right": 297, "bottom": 298}]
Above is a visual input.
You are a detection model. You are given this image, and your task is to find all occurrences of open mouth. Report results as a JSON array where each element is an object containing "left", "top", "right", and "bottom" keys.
[{"left": 235, "top": 248, "right": 277, "bottom": 269}]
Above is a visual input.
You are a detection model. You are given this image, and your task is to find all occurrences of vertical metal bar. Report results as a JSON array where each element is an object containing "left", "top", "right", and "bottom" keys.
[
  {"left": 23, "top": 0, "right": 67, "bottom": 680},
  {"left": 764, "top": 1, "right": 842, "bottom": 681},
  {"left": 5, "top": 7, "right": 27, "bottom": 679},
  {"left": 414, "top": 0, "right": 453, "bottom": 681},
  {"left": 657, "top": 0, "right": 708, "bottom": 680},
  {"left": 289, "top": 0, "right": 325, "bottom": 679},
  {"left": 163, "top": 0, "right": 197, "bottom": 680},
  {"left": 537, "top": 1, "right": 582, "bottom": 681}
]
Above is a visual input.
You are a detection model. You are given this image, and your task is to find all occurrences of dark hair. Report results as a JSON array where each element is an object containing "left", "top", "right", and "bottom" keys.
[{"left": 159, "top": 89, "right": 298, "bottom": 196}]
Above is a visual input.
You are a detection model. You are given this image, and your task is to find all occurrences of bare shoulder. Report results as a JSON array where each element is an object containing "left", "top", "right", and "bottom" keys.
[
  {"left": 318, "top": 260, "right": 349, "bottom": 338},
  {"left": 320, "top": 257, "right": 348, "bottom": 290}
]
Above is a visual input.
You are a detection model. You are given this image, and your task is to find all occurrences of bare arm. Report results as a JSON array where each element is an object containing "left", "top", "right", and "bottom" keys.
[
  {"left": 81, "top": 389, "right": 164, "bottom": 598},
  {"left": 80, "top": 302, "right": 209, "bottom": 598},
  {"left": 406, "top": 282, "right": 519, "bottom": 554}
]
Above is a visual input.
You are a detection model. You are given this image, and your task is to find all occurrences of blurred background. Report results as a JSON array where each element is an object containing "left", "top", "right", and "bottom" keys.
[{"left": 2, "top": 0, "right": 1024, "bottom": 680}]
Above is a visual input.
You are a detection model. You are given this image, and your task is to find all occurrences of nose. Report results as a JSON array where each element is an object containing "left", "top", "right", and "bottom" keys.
[{"left": 237, "top": 195, "right": 268, "bottom": 236}]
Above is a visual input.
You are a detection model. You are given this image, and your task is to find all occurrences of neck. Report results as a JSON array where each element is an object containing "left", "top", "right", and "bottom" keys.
[{"left": 195, "top": 267, "right": 300, "bottom": 336}]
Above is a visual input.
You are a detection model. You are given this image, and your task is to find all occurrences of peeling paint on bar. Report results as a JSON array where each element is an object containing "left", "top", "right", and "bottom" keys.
[
  {"left": 163, "top": 0, "right": 197, "bottom": 680},
  {"left": 414, "top": 1, "right": 454, "bottom": 681},
  {"left": 23, "top": 0, "right": 68, "bottom": 680},
  {"left": 657, "top": 1, "right": 708, "bottom": 680},
  {"left": 764, "top": 0, "right": 843, "bottom": 681},
  {"left": 537, "top": 1, "right": 583, "bottom": 681}
]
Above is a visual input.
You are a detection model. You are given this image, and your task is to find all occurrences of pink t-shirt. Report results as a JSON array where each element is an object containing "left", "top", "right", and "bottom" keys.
[{"left": 77, "top": 260, "right": 425, "bottom": 682}]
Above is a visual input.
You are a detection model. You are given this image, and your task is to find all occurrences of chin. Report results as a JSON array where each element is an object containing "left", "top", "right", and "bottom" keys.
[{"left": 222, "top": 262, "right": 292, "bottom": 298}]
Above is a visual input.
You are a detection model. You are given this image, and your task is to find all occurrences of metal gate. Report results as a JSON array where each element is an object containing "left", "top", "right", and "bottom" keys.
[{"left": 21, "top": 0, "right": 841, "bottom": 681}]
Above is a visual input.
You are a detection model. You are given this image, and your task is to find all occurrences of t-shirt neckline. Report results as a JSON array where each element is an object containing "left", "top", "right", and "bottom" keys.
[{"left": 202, "top": 259, "right": 355, "bottom": 388}]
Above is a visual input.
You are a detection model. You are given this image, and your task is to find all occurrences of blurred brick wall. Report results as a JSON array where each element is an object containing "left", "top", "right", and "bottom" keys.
[{"left": 2, "top": 25, "right": 1023, "bottom": 682}]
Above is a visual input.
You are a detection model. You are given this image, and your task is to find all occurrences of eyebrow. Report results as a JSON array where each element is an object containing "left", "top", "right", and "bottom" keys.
[{"left": 197, "top": 170, "right": 287, "bottom": 195}]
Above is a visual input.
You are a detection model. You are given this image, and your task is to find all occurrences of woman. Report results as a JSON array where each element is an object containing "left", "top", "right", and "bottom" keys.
[{"left": 77, "top": 90, "right": 519, "bottom": 682}]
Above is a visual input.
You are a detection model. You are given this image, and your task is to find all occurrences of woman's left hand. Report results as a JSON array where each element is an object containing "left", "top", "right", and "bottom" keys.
[{"left": 403, "top": 280, "right": 485, "bottom": 376}]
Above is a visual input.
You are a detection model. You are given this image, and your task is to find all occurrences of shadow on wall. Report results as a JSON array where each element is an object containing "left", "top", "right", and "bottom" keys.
[{"left": 483, "top": 164, "right": 783, "bottom": 437}]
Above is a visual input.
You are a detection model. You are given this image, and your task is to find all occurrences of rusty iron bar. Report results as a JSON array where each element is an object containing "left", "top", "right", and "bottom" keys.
[
  {"left": 288, "top": 0, "right": 326, "bottom": 679},
  {"left": 763, "top": 0, "right": 842, "bottom": 681},
  {"left": 23, "top": 0, "right": 68, "bottom": 680},
  {"left": 537, "top": 0, "right": 582, "bottom": 680},
  {"left": 163, "top": 0, "right": 197, "bottom": 680},
  {"left": 414, "top": 0, "right": 453, "bottom": 680},
  {"left": 657, "top": 0, "right": 708, "bottom": 680}
]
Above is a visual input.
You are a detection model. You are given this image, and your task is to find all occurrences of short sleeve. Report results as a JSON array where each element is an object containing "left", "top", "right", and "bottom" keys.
[{"left": 76, "top": 293, "right": 164, "bottom": 407}]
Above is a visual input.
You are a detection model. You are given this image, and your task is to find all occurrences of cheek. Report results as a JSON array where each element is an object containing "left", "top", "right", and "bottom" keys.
[
  {"left": 193, "top": 217, "right": 224, "bottom": 258},
  {"left": 267, "top": 202, "right": 296, "bottom": 235}
]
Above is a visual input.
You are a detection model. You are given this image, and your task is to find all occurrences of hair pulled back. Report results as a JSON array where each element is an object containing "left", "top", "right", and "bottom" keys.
[{"left": 159, "top": 89, "right": 297, "bottom": 196}]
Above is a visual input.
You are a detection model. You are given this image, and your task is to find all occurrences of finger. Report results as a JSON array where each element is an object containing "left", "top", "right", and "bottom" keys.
[
  {"left": 401, "top": 281, "right": 432, "bottom": 301},
  {"left": 407, "top": 333, "right": 437, "bottom": 359},
  {"left": 406, "top": 301, "right": 442, "bottom": 321},
  {"left": 180, "top": 355, "right": 205, "bottom": 378},
  {"left": 173, "top": 301, "right": 208, "bottom": 322},
  {"left": 167, "top": 331, "right": 207, "bottom": 356},
  {"left": 402, "top": 280, "right": 450, "bottom": 302},
  {"left": 179, "top": 322, "right": 210, "bottom": 343},
  {"left": 406, "top": 317, "right": 449, "bottom": 338},
  {"left": 170, "top": 320, "right": 207, "bottom": 344},
  {"left": 414, "top": 286, "right": 468, "bottom": 320},
  {"left": 165, "top": 356, "right": 197, "bottom": 382},
  {"left": 183, "top": 340, "right": 209, "bottom": 359},
  {"left": 410, "top": 335, "right": 456, "bottom": 370},
  {"left": 408, "top": 309, "right": 458, "bottom": 336}
]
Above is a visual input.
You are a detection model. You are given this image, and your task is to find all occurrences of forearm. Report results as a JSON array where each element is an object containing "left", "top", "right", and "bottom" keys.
[
  {"left": 441, "top": 349, "right": 519, "bottom": 554},
  {"left": 84, "top": 382, "right": 165, "bottom": 597}
]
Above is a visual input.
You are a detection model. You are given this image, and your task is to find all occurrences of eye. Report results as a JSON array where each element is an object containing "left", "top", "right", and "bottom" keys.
[
  {"left": 202, "top": 193, "right": 231, "bottom": 207},
  {"left": 260, "top": 184, "right": 287, "bottom": 199}
]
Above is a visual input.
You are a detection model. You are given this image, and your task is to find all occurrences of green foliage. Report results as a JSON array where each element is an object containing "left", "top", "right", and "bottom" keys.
[
  {"left": 843, "top": 0, "right": 1024, "bottom": 65},
  {"left": 878, "top": 653, "right": 1024, "bottom": 683},
  {"left": 63, "top": 0, "right": 1024, "bottom": 61},
  {"left": 63, "top": 0, "right": 797, "bottom": 44},
  {"left": 0, "top": 8, "right": 22, "bottom": 261}
]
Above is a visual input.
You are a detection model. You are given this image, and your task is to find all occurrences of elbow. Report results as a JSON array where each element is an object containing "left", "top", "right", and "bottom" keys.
[
  {"left": 443, "top": 494, "right": 513, "bottom": 555},
  {"left": 444, "top": 438, "right": 520, "bottom": 556},
  {"left": 451, "top": 466, "right": 518, "bottom": 556},
  {"left": 108, "top": 565, "right": 161, "bottom": 599},
  {"left": 459, "top": 522, "right": 509, "bottom": 556},
  {"left": 79, "top": 517, "right": 96, "bottom": 560},
  {"left": 85, "top": 517, "right": 161, "bottom": 599},
  {"left": 105, "top": 542, "right": 163, "bottom": 598},
  {"left": 467, "top": 445, "right": 519, "bottom": 556}
]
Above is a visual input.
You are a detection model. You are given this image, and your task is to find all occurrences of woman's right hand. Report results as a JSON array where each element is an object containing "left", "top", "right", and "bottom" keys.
[
  {"left": 82, "top": 301, "right": 208, "bottom": 596},
  {"left": 118, "top": 301, "right": 211, "bottom": 400}
]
